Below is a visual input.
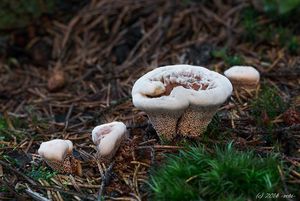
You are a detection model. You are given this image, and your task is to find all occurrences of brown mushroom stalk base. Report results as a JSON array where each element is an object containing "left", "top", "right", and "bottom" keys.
[
  {"left": 45, "top": 155, "right": 82, "bottom": 176},
  {"left": 143, "top": 73, "right": 222, "bottom": 140},
  {"left": 148, "top": 106, "right": 218, "bottom": 140},
  {"left": 147, "top": 111, "right": 180, "bottom": 141},
  {"left": 178, "top": 106, "right": 217, "bottom": 137},
  {"left": 230, "top": 79, "right": 259, "bottom": 89}
]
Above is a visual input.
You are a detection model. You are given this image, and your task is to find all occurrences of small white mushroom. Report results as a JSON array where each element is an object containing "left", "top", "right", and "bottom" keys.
[
  {"left": 132, "top": 65, "right": 232, "bottom": 140},
  {"left": 92, "top": 121, "right": 127, "bottom": 160},
  {"left": 224, "top": 66, "right": 260, "bottom": 89},
  {"left": 38, "top": 139, "right": 82, "bottom": 175}
]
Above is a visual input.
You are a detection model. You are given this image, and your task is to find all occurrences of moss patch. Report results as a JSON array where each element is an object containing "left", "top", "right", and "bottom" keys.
[{"left": 149, "top": 143, "right": 281, "bottom": 201}]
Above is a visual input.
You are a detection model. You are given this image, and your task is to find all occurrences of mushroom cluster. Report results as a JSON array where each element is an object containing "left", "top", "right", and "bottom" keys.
[
  {"left": 132, "top": 65, "right": 232, "bottom": 140},
  {"left": 37, "top": 65, "right": 237, "bottom": 174},
  {"left": 38, "top": 122, "right": 128, "bottom": 173}
]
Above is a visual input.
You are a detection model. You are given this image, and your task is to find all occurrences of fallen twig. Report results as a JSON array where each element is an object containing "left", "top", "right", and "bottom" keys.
[{"left": 97, "top": 161, "right": 115, "bottom": 201}]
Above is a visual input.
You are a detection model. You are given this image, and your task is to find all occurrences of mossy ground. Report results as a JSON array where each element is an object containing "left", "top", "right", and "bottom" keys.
[{"left": 149, "top": 143, "right": 281, "bottom": 201}]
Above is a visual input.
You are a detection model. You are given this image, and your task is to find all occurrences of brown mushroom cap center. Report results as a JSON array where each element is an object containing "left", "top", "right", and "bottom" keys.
[
  {"left": 98, "top": 126, "right": 113, "bottom": 136},
  {"left": 164, "top": 80, "right": 208, "bottom": 95},
  {"left": 150, "top": 72, "right": 210, "bottom": 97},
  {"left": 94, "top": 125, "right": 113, "bottom": 145}
]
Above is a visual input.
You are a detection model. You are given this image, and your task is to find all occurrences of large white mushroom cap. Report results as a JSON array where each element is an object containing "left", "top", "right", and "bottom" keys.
[
  {"left": 92, "top": 121, "right": 127, "bottom": 157},
  {"left": 224, "top": 66, "right": 260, "bottom": 84},
  {"left": 38, "top": 139, "right": 73, "bottom": 162},
  {"left": 132, "top": 65, "right": 233, "bottom": 112}
]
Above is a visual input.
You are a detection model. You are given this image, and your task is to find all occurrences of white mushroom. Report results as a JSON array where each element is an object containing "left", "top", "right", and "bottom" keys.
[
  {"left": 38, "top": 139, "right": 82, "bottom": 175},
  {"left": 224, "top": 66, "right": 260, "bottom": 89},
  {"left": 132, "top": 65, "right": 232, "bottom": 140},
  {"left": 92, "top": 121, "right": 127, "bottom": 160}
]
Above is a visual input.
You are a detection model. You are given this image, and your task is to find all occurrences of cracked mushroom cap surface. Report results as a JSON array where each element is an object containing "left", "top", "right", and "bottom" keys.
[
  {"left": 132, "top": 65, "right": 233, "bottom": 112},
  {"left": 38, "top": 139, "right": 73, "bottom": 162},
  {"left": 224, "top": 66, "right": 260, "bottom": 84},
  {"left": 92, "top": 121, "right": 127, "bottom": 157}
]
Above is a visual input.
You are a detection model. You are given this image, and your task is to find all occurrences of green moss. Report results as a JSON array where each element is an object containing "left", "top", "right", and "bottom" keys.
[
  {"left": 262, "top": 25, "right": 299, "bottom": 54},
  {"left": 202, "top": 113, "right": 232, "bottom": 143},
  {"left": 27, "top": 166, "right": 57, "bottom": 181},
  {"left": 251, "top": 86, "right": 287, "bottom": 126},
  {"left": 1, "top": 154, "right": 19, "bottom": 166},
  {"left": 263, "top": 0, "right": 300, "bottom": 15},
  {"left": 205, "top": 113, "right": 221, "bottom": 136},
  {"left": 211, "top": 49, "right": 244, "bottom": 67},
  {"left": 241, "top": 8, "right": 260, "bottom": 42},
  {"left": 287, "top": 36, "right": 299, "bottom": 54},
  {"left": 0, "top": 116, "right": 8, "bottom": 130},
  {"left": 241, "top": 6, "right": 300, "bottom": 54},
  {"left": 149, "top": 143, "right": 281, "bottom": 201},
  {"left": 0, "top": 186, "right": 9, "bottom": 193},
  {"left": 274, "top": 27, "right": 300, "bottom": 54}
]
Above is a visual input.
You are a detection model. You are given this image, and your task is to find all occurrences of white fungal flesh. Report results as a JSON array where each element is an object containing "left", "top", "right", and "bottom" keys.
[
  {"left": 224, "top": 66, "right": 260, "bottom": 83},
  {"left": 91, "top": 122, "right": 127, "bottom": 157},
  {"left": 38, "top": 139, "right": 73, "bottom": 162},
  {"left": 132, "top": 65, "right": 233, "bottom": 112}
]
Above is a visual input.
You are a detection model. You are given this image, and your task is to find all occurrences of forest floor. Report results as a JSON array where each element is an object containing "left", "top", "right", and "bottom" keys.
[{"left": 0, "top": 0, "right": 299, "bottom": 200}]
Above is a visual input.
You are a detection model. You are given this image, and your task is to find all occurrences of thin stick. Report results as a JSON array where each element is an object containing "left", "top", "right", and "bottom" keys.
[
  {"left": 97, "top": 161, "right": 115, "bottom": 201},
  {"left": 25, "top": 188, "right": 50, "bottom": 201}
]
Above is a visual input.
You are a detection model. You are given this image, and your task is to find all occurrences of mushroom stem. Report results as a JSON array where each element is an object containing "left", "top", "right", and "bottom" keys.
[
  {"left": 178, "top": 106, "right": 217, "bottom": 137},
  {"left": 230, "top": 80, "right": 258, "bottom": 89},
  {"left": 45, "top": 154, "right": 82, "bottom": 176},
  {"left": 147, "top": 111, "right": 179, "bottom": 141}
]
